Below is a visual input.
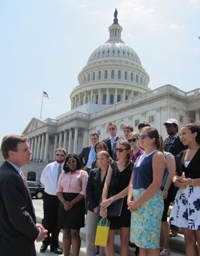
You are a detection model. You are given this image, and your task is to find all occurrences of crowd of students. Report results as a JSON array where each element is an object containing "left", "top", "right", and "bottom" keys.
[{"left": 55, "top": 120, "right": 200, "bottom": 256}]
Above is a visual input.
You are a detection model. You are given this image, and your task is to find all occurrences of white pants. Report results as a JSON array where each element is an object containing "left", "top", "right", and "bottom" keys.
[{"left": 86, "top": 210, "right": 106, "bottom": 256}]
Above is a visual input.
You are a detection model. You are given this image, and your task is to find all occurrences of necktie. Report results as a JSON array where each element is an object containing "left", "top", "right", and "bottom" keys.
[
  {"left": 111, "top": 137, "right": 115, "bottom": 150},
  {"left": 21, "top": 171, "right": 28, "bottom": 185},
  {"left": 57, "top": 165, "right": 61, "bottom": 183}
]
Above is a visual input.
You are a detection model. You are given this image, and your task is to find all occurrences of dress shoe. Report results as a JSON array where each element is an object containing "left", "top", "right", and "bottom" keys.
[
  {"left": 50, "top": 247, "right": 63, "bottom": 254},
  {"left": 40, "top": 244, "right": 48, "bottom": 252}
]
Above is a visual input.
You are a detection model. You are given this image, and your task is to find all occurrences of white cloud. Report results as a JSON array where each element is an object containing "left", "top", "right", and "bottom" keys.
[
  {"left": 170, "top": 24, "right": 184, "bottom": 29},
  {"left": 189, "top": 0, "right": 200, "bottom": 8},
  {"left": 80, "top": 4, "right": 86, "bottom": 8}
]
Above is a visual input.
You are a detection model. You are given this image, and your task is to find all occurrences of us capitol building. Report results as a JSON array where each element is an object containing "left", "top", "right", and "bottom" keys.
[{"left": 5, "top": 12, "right": 199, "bottom": 180}]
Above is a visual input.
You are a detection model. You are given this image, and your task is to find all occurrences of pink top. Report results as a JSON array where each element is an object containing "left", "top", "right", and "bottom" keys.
[{"left": 56, "top": 169, "right": 88, "bottom": 196}]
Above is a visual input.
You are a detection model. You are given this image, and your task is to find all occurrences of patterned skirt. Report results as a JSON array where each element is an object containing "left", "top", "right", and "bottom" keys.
[
  {"left": 169, "top": 185, "right": 200, "bottom": 230},
  {"left": 130, "top": 188, "right": 163, "bottom": 249}
]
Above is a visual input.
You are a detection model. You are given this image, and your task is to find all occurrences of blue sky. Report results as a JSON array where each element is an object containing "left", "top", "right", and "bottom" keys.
[{"left": 0, "top": 0, "right": 200, "bottom": 143}]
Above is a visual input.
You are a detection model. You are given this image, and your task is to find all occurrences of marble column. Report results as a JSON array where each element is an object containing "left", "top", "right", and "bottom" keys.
[
  {"left": 63, "top": 130, "right": 67, "bottom": 151},
  {"left": 36, "top": 135, "right": 41, "bottom": 161},
  {"left": 106, "top": 89, "right": 109, "bottom": 105},
  {"left": 98, "top": 89, "right": 101, "bottom": 104},
  {"left": 58, "top": 132, "right": 62, "bottom": 147},
  {"left": 123, "top": 89, "right": 126, "bottom": 101},
  {"left": 114, "top": 88, "right": 117, "bottom": 104},
  {"left": 29, "top": 138, "right": 33, "bottom": 153},
  {"left": 74, "top": 96, "right": 77, "bottom": 108},
  {"left": 131, "top": 90, "right": 133, "bottom": 98},
  {"left": 73, "top": 128, "right": 78, "bottom": 154},
  {"left": 90, "top": 90, "right": 93, "bottom": 103},
  {"left": 44, "top": 133, "right": 49, "bottom": 163},
  {"left": 83, "top": 91, "right": 86, "bottom": 104},
  {"left": 79, "top": 93, "right": 81, "bottom": 106},
  {"left": 40, "top": 134, "right": 45, "bottom": 162},
  {"left": 68, "top": 129, "right": 72, "bottom": 154},
  {"left": 195, "top": 110, "right": 200, "bottom": 122},
  {"left": 83, "top": 129, "right": 89, "bottom": 148},
  {"left": 33, "top": 137, "right": 37, "bottom": 161}
]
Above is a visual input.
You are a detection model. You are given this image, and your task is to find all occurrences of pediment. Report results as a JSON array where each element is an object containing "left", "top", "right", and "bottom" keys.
[{"left": 22, "top": 117, "right": 46, "bottom": 134}]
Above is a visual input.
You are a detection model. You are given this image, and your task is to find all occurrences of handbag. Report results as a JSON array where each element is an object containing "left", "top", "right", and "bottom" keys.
[
  {"left": 94, "top": 218, "right": 110, "bottom": 247},
  {"left": 97, "top": 195, "right": 124, "bottom": 217}
]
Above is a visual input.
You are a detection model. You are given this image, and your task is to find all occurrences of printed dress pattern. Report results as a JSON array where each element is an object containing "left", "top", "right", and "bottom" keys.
[
  {"left": 130, "top": 188, "right": 164, "bottom": 249},
  {"left": 169, "top": 184, "right": 200, "bottom": 230}
]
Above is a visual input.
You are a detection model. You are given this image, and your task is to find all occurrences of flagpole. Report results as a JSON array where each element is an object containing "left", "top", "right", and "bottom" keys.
[{"left": 40, "top": 89, "right": 44, "bottom": 119}]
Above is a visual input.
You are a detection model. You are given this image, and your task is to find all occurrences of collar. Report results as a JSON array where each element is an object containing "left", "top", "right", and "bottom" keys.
[
  {"left": 6, "top": 160, "right": 21, "bottom": 174},
  {"left": 55, "top": 161, "right": 64, "bottom": 167},
  {"left": 109, "top": 136, "right": 117, "bottom": 140},
  {"left": 167, "top": 134, "right": 178, "bottom": 140}
]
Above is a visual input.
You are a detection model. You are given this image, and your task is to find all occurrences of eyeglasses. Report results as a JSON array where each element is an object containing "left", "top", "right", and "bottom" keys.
[
  {"left": 67, "top": 160, "right": 76, "bottom": 165},
  {"left": 115, "top": 148, "right": 127, "bottom": 152},
  {"left": 56, "top": 154, "right": 65, "bottom": 157},
  {"left": 108, "top": 127, "right": 116, "bottom": 131},
  {"left": 138, "top": 135, "right": 149, "bottom": 140},
  {"left": 128, "top": 138, "right": 137, "bottom": 143}
]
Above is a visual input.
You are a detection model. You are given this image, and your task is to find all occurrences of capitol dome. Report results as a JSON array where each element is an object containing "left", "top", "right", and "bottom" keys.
[{"left": 70, "top": 12, "right": 150, "bottom": 109}]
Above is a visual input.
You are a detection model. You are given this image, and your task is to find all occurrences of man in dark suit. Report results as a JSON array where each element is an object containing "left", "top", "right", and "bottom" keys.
[
  {"left": 0, "top": 135, "right": 47, "bottom": 256},
  {"left": 103, "top": 122, "right": 120, "bottom": 160},
  {"left": 79, "top": 133, "right": 99, "bottom": 172}
]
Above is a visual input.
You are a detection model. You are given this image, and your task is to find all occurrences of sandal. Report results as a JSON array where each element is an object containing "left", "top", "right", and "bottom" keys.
[{"left": 160, "top": 248, "right": 170, "bottom": 255}]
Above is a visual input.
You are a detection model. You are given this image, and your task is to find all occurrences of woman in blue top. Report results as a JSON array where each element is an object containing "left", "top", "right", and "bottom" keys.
[{"left": 127, "top": 127, "right": 166, "bottom": 256}]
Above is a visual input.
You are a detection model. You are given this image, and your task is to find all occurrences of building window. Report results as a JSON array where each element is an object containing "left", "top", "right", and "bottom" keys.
[
  {"left": 96, "top": 95, "right": 98, "bottom": 104},
  {"left": 81, "top": 99, "right": 83, "bottom": 105},
  {"left": 136, "top": 74, "right": 138, "bottom": 82},
  {"left": 149, "top": 115, "right": 154, "bottom": 123},
  {"left": 86, "top": 97, "right": 88, "bottom": 103},
  {"left": 117, "top": 94, "right": 121, "bottom": 102},
  {"left": 98, "top": 71, "right": 101, "bottom": 79},
  {"left": 110, "top": 94, "right": 114, "bottom": 104},
  {"left": 97, "top": 130, "right": 101, "bottom": 136},
  {"left": 88, "top": 74, "right": 90, "bottom": 81},
  {"left": 103, "top": 51, "right": 105, "bottom": 54},
  {"left": 135, "top": 119, "right": 139, "bottom": 127},
  {"left": 98, "top": 52, "right": 100, "bottom": 55},
  {"left": 93, "top": 72, "right": 95, "bottom": 80},
  {"left": 108, "top": 50, "right": 110, "bottom": 53},
  {"left": 131, "top": 73, "right": 133, "bottom": 81},
  {"left": 113, "top": 50, "right": 115, "bottom": 53},
  {"left": 123, "top": 51, "right": 125, "bottom": 54},
  {"left": 125, "top": 95, "right": 128, "bottom": 100},
  {"left": 105, "top": 70, "right": 108, "bottom": 79},
  {"left": 84, "top": 76, "right": 86, "bottom": 82},
  {"left": 118, "top": 70, "right": 121, "bottom": 79},
  {"left": 103, "top": 94, "right": 106, "bottom": 104},
  {"left": 124, "top": 71, "right": 127, "bottom": 80},
  {"left": 180, "top": 115, "right": 184, "bottom": 123},
  {"left": 111, "top": 70, "right": 114, "bottom": 79},
  {"left": 118, "top": 50, "right": 120, "bottom": 54},
  {"left": 140, "top": 77, "right": 142, "bottom": 84}
]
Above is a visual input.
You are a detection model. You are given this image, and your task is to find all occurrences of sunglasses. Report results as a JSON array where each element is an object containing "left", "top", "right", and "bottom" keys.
[
  {"left": 128, "top": 138, "right": 137, "bottom": 143},
  {"left": 108, "top": 127, "right": 115, "bottom": 131},
  {"left": 138, "top": 135, "right": 149, "bottom": 139},
  {"left": 115, "top": 148, "right": 127, "bottom": 152},
  {"left": 67, "top": 160, "right": 76, "bottom": 165},
  {"left": 56, "top": 154, "right": 65, "bottom": 157}
]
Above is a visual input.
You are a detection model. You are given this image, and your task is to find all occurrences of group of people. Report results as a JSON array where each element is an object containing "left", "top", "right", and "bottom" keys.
[{"left": 1, "top": 118, "right": 200, "bottom": 256}]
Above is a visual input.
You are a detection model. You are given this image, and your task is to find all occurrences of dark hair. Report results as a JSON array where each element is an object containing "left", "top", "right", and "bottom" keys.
[
  {"left": 157, "top": 135, "right": 164, "bottom": 152},
  {"left": 63, "top": 154, "right": 82, "bottom": 173},
  {"left": 116, "top": 140, "right": 132, "bottom": 167},
  {"left": 1, "top": 134, "right": 28, "bottom": 159},
  {"left": 123, "top": 124, "right": 133, "bottom": 132},
  {"left": 94, "top": 141, "right": 108, "bottom": 153},
  {"left": 181, "top": 123, "right": 200, "bottom": 144},
  {"left": 138, "top": 122, "right": 150, "bottom": 130},
  {"left": 142, "top": 127, "right": 160, "bottom": 149},
  {"left": 55, "top": 147, "right": 67, "bottom": 155},
  {"left": 90, "top": 133, "right": 99, "bottom": 139}
]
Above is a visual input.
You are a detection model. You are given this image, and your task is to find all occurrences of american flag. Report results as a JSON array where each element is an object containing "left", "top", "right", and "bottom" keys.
[{"left": 43, "top": 91, "right": 49, "bottom": 99}]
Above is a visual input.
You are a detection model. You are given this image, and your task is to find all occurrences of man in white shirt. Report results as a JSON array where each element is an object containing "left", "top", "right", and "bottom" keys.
[{"left": 40, "top": 147, "right": 67, "bottom": 254}]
